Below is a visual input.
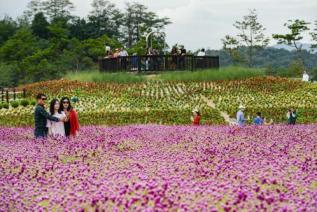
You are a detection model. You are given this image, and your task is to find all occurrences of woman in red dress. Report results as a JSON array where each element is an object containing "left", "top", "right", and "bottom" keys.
[
  {"left": 191, "top": 108, "right": 201, "bottom": 126},
  {"left": 59, "top": 97, "right": 80, "bottom": 137}
]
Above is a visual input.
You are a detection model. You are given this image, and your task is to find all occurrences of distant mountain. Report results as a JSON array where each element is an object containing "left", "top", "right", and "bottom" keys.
[
  {"left": 206, "top": 46, "right": 317, "bottom": 69},
  {"left": 272, "top": 43, "right": 316, "bottom": 53}
]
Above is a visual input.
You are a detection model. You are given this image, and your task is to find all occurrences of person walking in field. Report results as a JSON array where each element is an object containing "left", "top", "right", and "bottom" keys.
[
  {"left": 236, "top": 105, "right": 247, "bottom": 126},
  {"left": 191, "top": 108, "right": 201, "bottom": 126},
  {"left": 34, "top": 93, "right": 66, "bottom": 138},
  {"left": 287, "top": 108, "right": 298, "bottom": 125}
]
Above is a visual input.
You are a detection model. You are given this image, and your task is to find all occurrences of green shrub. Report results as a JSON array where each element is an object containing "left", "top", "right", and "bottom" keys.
[
  {"left": 30, "top": 100, "right": 36, "bottom": 106},
  {"left": 2, "top": 103, "right": 9, "bottom": 109},
  {"left": 10, "top": 101, "right": 19, "bottom": 108},
  {"left": 20, "top": 99, "right": 30, "bottom": 107},
  {"left": 0, "top": 103, "right": 3, "bottom": 109}
]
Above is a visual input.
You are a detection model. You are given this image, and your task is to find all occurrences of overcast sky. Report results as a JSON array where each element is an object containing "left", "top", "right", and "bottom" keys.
[{"left": 0, "top": 0, "right": 316, "bottom": 50}]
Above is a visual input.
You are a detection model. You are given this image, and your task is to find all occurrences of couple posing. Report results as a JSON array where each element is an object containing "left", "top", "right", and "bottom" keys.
[{"left": 34, "top": 93, "right": 79, "bottom": 139}]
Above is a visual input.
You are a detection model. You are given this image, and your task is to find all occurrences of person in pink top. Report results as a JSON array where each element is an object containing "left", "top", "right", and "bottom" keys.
[{"left": 47, "top": 99, "right": 67, "bottom": 137}]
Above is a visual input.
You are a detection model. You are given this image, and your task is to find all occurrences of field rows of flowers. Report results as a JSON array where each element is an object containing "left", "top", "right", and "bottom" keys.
[
  {"left": 1, "top": 125, "right": 316, "bottom": 210},
  {"left": 0, "top": 77, "right": 316, "bottom": 126},
  {"left": 199, "top": 77, "right": 317, "bottom": 122}
]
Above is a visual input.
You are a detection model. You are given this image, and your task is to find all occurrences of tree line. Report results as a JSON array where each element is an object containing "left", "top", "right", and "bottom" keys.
[
  {"left": 221, "top": 9, "right": 317, "bottom": 75},
  {"left": 0, "top": 3, "right": 317, "bottom": 87},
  {"left": 0, "top": 0, "right": 171, "bottom": 86}
]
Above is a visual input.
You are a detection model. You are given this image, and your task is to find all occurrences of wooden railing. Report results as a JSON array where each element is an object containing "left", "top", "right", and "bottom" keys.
[
  {"left": 0, "top": 88, "right": 26, "bottom": 103},
  {"left": 99, "top": 55, "right": 219, "bottom": 72}
]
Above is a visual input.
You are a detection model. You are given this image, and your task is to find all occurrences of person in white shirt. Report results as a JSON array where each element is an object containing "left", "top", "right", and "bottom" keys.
[
  {"left": 197, "top": 48, "right": 206, "bottom": 56},
  {"left": 302, "top": 71, "right": 309, "bottom": 82},
  {"left": 236, "top": 105, "right": 247, "bottom": 126},
  {"left": 47, "top": 99, "right": 67, "bottom": 137},
  {"left": 119, "top": 48, "right": 129, "bottom": 57}
]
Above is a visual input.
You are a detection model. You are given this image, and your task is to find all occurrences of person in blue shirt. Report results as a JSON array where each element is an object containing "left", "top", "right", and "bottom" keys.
[{"left": 253, "top": 112, "right": 264, "bottom": 125}]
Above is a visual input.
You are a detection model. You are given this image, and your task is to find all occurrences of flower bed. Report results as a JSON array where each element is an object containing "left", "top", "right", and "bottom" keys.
[
  {"left": 0, "top": 125, "right": 316, "bottom": 210},
  {"left": 1, "top": 77, "right": 316, "bottom": 126}
]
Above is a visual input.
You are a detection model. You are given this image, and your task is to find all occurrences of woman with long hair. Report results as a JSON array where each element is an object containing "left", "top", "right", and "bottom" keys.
[
  {"left": 59, "top": 97, "right": 80, "bottom": 137},
  {"left": 47, "top": 99, "right": 67, "bottom": 137}
]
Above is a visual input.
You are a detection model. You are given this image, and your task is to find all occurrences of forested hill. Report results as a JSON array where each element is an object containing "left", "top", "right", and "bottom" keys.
[{"left": 207, "top": 47, "right": 317, "bottom": 69}]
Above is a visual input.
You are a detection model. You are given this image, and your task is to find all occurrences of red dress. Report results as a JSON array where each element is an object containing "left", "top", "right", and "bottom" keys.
[
  {"left": 193, "top": 115, "right": 201, "bottom": 125},
  {"left": 69, "top": 110, "right": 80, "bottom": 136}
]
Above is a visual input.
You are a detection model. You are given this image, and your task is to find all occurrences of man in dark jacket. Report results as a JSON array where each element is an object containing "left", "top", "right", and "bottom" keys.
[{"left": 34, "top": 93, "right": 64, "bottom": 138}]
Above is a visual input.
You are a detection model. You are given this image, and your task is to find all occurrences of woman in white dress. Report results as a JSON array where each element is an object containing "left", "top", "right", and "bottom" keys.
[{"left": 47, "top": 99, "right": 67, "bottom": 137}]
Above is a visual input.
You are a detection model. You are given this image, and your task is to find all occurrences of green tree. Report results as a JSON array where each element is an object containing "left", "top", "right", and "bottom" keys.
[
  {"left": 0, "top": 27, "right": 39, "bottom": 62},
  {"left": 233, "top": 9, "right": 270, "bottom": 67},
  {"left": 87, "top": 0, "right": 123, "bottom": 39},
  {"left": 31, "top": 12, "right": 50, "bottom": 39},
  {"left": 69, "top": 17, "right": 90, "bottom": 40},
  {"left": 23, "top": 0, "right": 44, "bottom": 21},
  {"left": 42, "top": 0, "right": 74, "bottom": 21},
  {"left": 60, "top": 38, "right": 94, "bottom": 71},
  {"left": 221, "top": 35, "right": 243, "bottom": 65},
  {"left": 0, "top": 28, "right": 40, "bottom": 84},
  {"left": 273, "top": 19, "right": 310, "bottom": 53},
  {"left": 82, "top": 34, "right": 121, "bottom": 62},
  {"left": 47, "top": 20, "right": 70, "bottom": 55},
  {"left": 0, "top": 16, "right": 17, "bottom": 46},
  {"left": 122, "top": 2, "right": 171, "bottom": 48}
]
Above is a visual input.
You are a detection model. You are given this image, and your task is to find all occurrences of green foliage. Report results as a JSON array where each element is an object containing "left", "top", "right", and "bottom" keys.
[
  {"left": 0, "top": 27, "right": 38, "bottom": 62},
  {"left": 42, "top": 0, "right": 74, "bottom": 21},
  {"left": 231, "top": 9, "right": 270, "bottom": 67},
  {"left": 288, "top": 59, "right": 305, "bottom": 77},
  {"left": 20, "top": 99, "right": 30, "bottom": 107},
  {"left": 273, "top": 19, "right": 310, "bottom": 52},
  {"left": 81, "top": 35, "right": 122, "bottom": 61},
  {"left": 31, "top": 12, "right": 49, "bottom": 39},
  {"left": 0, "top": 16, "right": 17, "bottom": 46},
  {"left": 121, "top": 2, "right": 171, "bottom": 48},
  {"left": 159, "top": 67, "right": 265, "bottom": 81},
  {"left": 0, "top": 63, "right": 19, "bottom": 87},
  {"left": 0, "top": 103, "right": 2, "bottom": 109},
  {"left": 30, "top": 100, "right": 36, "bottom": 106},
  {"left": 88, "top": 0, "right": 123, "bottom": 39},
  {"left": 2, "top": 103, "right": 9, "bottom": 109},
  {"left": 10, "top": 101, "right": 20, "bottom": 108}
]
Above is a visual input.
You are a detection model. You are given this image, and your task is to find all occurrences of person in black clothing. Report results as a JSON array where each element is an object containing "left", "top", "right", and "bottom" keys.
[
  {"left": 178, "top": 45, "right": 187, "bottom": 69},
  {"left": 34, "top": 93, "right": 65, "bottom": 138}
]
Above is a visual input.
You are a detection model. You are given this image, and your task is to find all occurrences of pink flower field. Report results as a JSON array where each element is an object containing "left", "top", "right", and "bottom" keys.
[{"left": 0, "top": 125, "right": 317, "bottom": 211}]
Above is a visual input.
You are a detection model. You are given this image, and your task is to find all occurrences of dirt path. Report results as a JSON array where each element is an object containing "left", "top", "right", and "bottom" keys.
[{"left": 201, "top": 95, "right": 237, "bottom": 125}]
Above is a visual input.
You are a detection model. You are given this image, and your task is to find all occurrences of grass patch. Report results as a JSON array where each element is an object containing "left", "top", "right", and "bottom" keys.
[
  {"left": 65, "top": 66, "right": 265, "bottom": 83},
  {"left": 65, "top": 71, "right": 146, "bottom": 84},
  {"left": 158, "top": 66, "right": 265, "bottom": 81}
]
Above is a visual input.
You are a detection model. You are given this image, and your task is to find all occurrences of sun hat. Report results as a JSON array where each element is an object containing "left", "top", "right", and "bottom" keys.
[
  {"left": 238, "top": 105, "right": 246, "bottom": 109},
  {"left": 192, "top": 108, "right": 199, "bottom": 113}
]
